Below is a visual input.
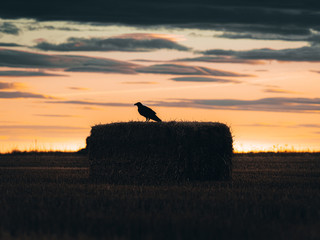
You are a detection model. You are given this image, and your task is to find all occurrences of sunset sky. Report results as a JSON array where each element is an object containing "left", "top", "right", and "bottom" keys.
[{"left": 0, "top": 1, "right": 320, "bottom": 152}]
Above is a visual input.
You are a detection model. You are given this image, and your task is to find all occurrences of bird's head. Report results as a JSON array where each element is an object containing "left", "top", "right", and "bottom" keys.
[{"left": 134, "top": 102, "right": 142, "bottom": 106}]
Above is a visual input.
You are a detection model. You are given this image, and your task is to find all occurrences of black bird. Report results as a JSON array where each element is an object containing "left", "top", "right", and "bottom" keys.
[{"left": 134, "top": 102, "right": 162, "bottom": 122}]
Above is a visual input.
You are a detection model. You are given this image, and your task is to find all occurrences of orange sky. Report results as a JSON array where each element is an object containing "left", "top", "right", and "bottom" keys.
[{"left": 0, "top": 19, "right": 319, "bottom": 152}]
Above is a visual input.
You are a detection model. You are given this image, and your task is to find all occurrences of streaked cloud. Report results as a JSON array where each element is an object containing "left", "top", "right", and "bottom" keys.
[
  {"left": 68, "top": 87, "right": 90, "bottom": 91},
  {"left": 0, "top": 91, "right": 54, "bottom": 99},
  {"left": 0, "top": 22, "right": 20, "bottom": 35},
  {"left": 0, "top": 48, "right": 137, "bottom": 73},
  {"left": 0, "top": 82, "right": 25, "bottom": 89},
  {"left": 174, "top": 56, "right": 263, "bottom": 64},
  {"left": 145, "top": 97, "right": 320, "bottom": 113},
  {"left": 202, "top": 47, "right": 320, "bottom": 62},
  {"left": 46, "top": 100, "right": 132, "bottom": 107},
  {"left": 121, "top": 81, "right": 157, "bottom": 84},
  {"left": 34, "top": 114, "right": 77, "bottom": 117},
  {"left": 170, "top": 77, "right": 240, "bottom": 83},
  {"left": 263, "top": 88, "right": 298, "bottom": 94},
  {"left": 0, "top": 42, "right": 23, "bottom": 47},
  {"left": 0, "top": 70, "right": 66, "bottom": 77},
  {"left": 136, "top": 64, "right": 251, "bottom": 76},
  {"left": 35, "top": 35, "right": 190, "bottom": 52}
]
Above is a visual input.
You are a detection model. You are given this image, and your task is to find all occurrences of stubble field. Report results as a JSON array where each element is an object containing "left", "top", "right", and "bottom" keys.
[{"left": 0, "top": 152, "right": 319, "bottom": 240}]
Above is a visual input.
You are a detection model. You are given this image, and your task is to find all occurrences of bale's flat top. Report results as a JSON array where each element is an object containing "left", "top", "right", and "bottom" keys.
[{"left": 91, "top": 121, "right": 229, "bottom": 132}]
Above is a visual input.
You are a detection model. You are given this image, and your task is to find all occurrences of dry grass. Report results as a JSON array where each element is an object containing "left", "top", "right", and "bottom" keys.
[{"left": 0, "top": 152, "right": 319, "bottom": 239}]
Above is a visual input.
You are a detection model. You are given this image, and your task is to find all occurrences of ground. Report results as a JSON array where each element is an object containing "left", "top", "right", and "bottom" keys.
[{"left": 0, "top": 152, "right": 319, "bottom": 240}]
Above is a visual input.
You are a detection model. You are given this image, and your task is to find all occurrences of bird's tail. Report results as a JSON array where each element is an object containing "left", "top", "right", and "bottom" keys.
[{"left": 153, "top": 115, "right": 162, "bottom": 122}]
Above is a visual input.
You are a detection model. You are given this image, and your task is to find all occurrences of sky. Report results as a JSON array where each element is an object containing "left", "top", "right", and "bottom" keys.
[{"left": 0, "top": 0, "right": 320, "bottom": 152}]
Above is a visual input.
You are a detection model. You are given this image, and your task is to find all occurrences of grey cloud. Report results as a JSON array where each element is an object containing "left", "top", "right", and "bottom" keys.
[
  {"left": 0, "top": 42, "right": 23, "bottom": 47},
  {"left": 202, "top": 47, "right": 320, "bottom": 62},
  {"left": 170, "top": 77, "right": 240, "bottom": 83},
  {"left": 0, "top": 91, "right": 53, "bottom": 99},
  {"left": 0, "top": 22, "right": 20, "bottom": 35},
  {"left": 0, "top": 70, "right": 66, "bottom": 77},
  {"left": 136, "top": 64, "right": 251, "bottom": 76},
  {"left": 147, "top": 97, "right": 320, "bottom": 113},
  {"left": 65, "top": 66, "right": 137, "bottom": 74},
  {"left": 174, "top": 56, "right": 264, "bottom": 64},
  {"left": 0, "top": 82, "right": 21, "bottom": 89},
  {"left": 0, "top": 49, "right": 137, "bottom": 73},
  {"left": 46, "top": 97, "right": 320, "bottom": 113},
  {"left": 46, "top": 100, "right": 132, "bottom": 107},
  {"left": 35, "top": 37, "right": 190, "bottom": 52},
  {"left": 263, "top": 88, "right": 297, "bottom": 94}
]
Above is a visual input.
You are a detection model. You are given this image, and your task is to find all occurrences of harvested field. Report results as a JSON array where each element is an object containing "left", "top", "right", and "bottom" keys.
[{"left": 0, "top": 152, "right": 319, "bottom": 239}]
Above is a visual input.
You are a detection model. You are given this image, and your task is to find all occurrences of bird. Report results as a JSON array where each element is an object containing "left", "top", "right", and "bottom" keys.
[{"left": 134, "top": 102, "right": 162, "bottom": 122}]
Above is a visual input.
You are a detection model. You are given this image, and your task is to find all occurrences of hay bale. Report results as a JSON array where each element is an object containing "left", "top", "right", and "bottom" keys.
[{"left": 86, "top": 121, "right": 233, "bottom": 184}]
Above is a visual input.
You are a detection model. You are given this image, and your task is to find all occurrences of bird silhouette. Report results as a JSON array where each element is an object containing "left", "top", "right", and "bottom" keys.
[{"left": 134, "top": 102, "right": 162, "bottom": 122}]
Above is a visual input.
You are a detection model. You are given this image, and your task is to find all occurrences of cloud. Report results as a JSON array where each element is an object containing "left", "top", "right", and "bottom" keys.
[
  {"left": 0, "top": 82, "right": 24, "bottom": 89},
  {"left": 46, "top": 97, "right": 320, "bottom": 113},
  {"left": 202, "top": 47, "right": 320, "bottom": 62},
  {"left": 35, "top": 36, "right": 190, "bottom": 52},
  {"left": 0, "top": 22, "right": 20, "bottom": 35},
  {"left": 0, "top": 48, "right": 137, "bottom": 73},
  {"left": 263, "top": 88, "right": 297, "bottom": 94},
  {"left": 136, "top": 64, "right": 251, "bottom": 76},
  {"left": 34, "top": 114, "right": 77, "bottom": 117},
  {"left": 146, "top": 97, "right": 320, "bottom": 113},
  {"left": 1, "top": 1, "right": 320, "bottom": 28},
  {"left": 46, "top": 100, "right": 132, "bottom": 107},
  {"left": 170, "top": 77, "right": 240, "bottom": 83},
  {"left": 174, "top": 56, "right": 264, "bottom": 64},
  {"left": 0, "top": 70, "right": 66, "bottom": 77},
  {"left": 0, "top": 125, "right": 86, "bottom": 131},
  {"left": 121, "top": 81, "right": 157, "bottom": 84},
  {"left": 68, "top": 87, "right": 90, "bottom": 91},
  {"left": 0, "top": 91, "right": 54, "bottom": 99},
  {"left": 0, "top": 42, "right": 23, "bottom": 47}
]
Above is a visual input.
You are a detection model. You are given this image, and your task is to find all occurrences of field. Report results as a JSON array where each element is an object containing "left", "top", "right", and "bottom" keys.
[{"left": 0, "top": 152, "right": 319, "bottom": 240}]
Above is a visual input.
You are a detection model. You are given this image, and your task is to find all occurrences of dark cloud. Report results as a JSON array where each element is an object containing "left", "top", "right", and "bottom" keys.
[
  {"left": 0, "top": 22, "right": 20, "bottom": 35},
  {"left": 202, "top": 47, "right": 320, "bottom": 62},
  {"left": 35, "top": 36, "right": 190, "bottom": 52},
  {"left": 263, "top": 88, "right": 296, "bottom": 94},
  {"left": 0, "top": 91, "right": 54, "bottom": 99},
  {"left": 47, "top": 97, "right": 320, "bottom": 113},
  {"left": 1, "top": 1, "right": 320, "bottom": 46},
  {"left": 170, "top": 77, "right": 240, "bottom": 83},
  {"left": 43, "top": 96, "right": 320, "bottom": 113},
  {"left": 0, "top": 42, "right": 23, "bottom": 47},
  {"left": 0, "top": 48, "right": 137, "bottom": 73},
  {"left": 136, "top": 64, "right": 251, "bottom": 76},
  {"left": 46, "top": 100, "right": 132, "bottom": 107},
  {"left": 0, "top": 70, "right": 66, "bottom": 77},
  {"left": 28, "top": 25, "right": 80, "bottom": 31},
  {"left": 1, "top": 1, "right": 320, "bottom": 27},
  {"left": 174, "top": 56, "right": 264, "bottom": 64},
  {"left": 0, "top": 82, "right": 22, "bottom": 89},
  {"left": 146, "top": 97, "right": 320, "bottom": 113},
  {"left": 65, "top": 67, "right": 137, "bottom": 74}
]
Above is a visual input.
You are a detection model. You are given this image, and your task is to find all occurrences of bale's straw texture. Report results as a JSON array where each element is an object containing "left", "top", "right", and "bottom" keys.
[{"left": 86, "top": 121, "right": 233, "bottom": 184}]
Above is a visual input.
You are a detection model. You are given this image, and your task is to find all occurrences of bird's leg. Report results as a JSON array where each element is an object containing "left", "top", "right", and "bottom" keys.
[{"left": 145, "top": 118, "right": 149, "bottom": 122}]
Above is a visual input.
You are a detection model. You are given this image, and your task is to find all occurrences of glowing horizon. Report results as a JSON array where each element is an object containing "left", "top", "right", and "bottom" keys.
[{"left": 0, "top": 18, "right": 319, "bottom": 153}]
